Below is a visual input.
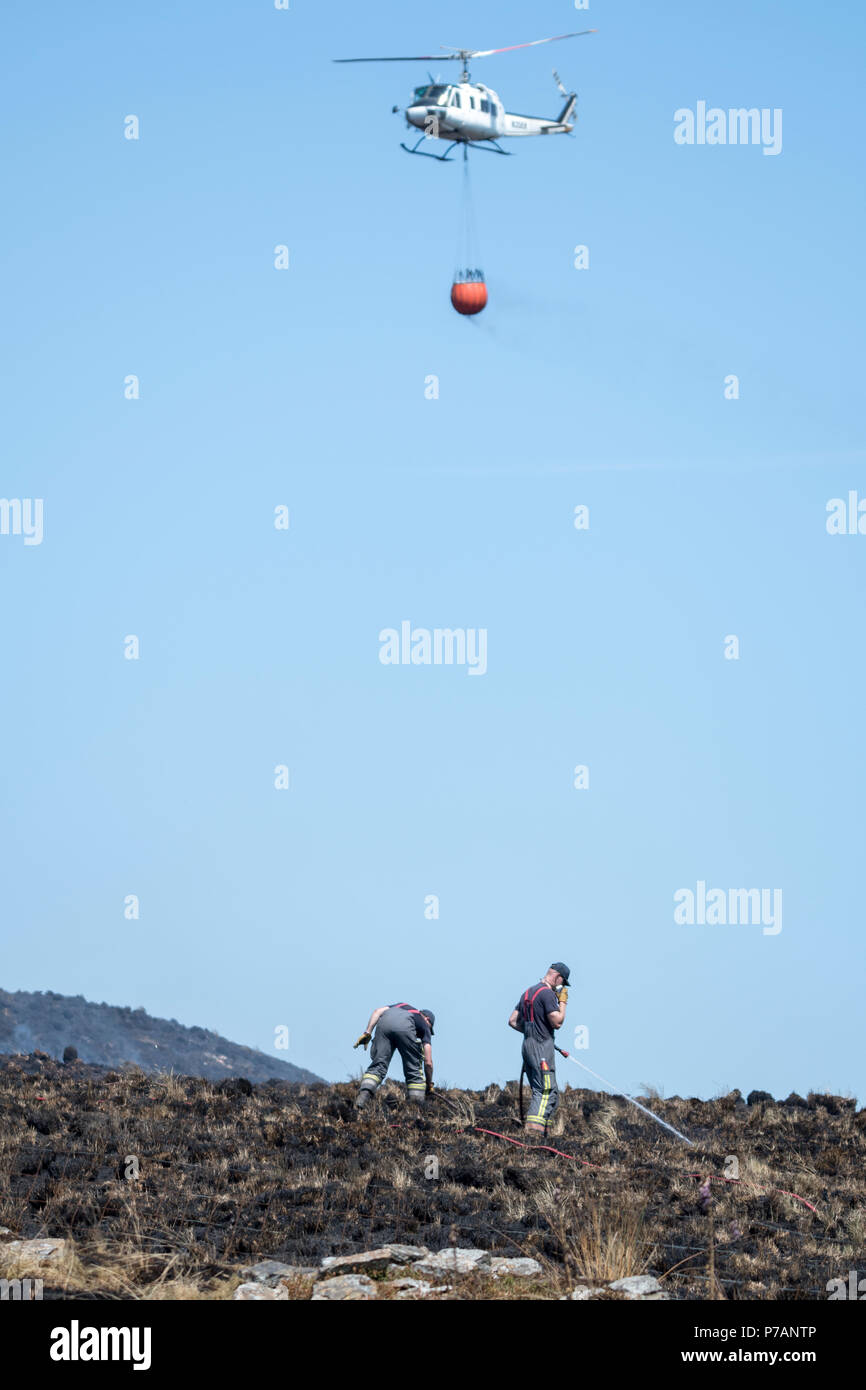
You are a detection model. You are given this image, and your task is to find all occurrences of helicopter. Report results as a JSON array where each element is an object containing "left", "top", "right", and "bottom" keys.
[{"left": 334, "top": 30, "right": 597, "bottom": 161}]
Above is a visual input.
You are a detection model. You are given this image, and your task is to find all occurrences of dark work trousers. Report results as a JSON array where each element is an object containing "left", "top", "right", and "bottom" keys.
[
  {"left": 359, "top": 1007, "right": 426, "bottom": 1103},
  {"left": 522, "top": 1034, "right": 558, "bottom": 1133}
]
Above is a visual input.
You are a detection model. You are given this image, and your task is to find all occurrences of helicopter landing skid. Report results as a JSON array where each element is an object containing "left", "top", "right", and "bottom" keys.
[
  {"left": 472, "top": 140, "right": 513, "bottom": 155},
  {"left": 400, "top": 138, "right": 460, "bottom": 161},
  {"left": 400, "top": 137, "right": 513, "bottom": 161}
]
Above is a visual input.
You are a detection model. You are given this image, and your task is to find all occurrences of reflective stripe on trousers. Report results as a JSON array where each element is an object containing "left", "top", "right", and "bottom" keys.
[
  {"left": 522, "top": 1035, "right": 558, "bottom": 1129},
  {"left": 358, "top": 1006, "right": 426, "bottom": 1093}
]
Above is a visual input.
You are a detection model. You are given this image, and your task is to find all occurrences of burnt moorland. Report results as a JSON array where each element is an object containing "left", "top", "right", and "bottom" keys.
[{"left": 0, "top": 1052, "right": 862, "bottom": 1300}]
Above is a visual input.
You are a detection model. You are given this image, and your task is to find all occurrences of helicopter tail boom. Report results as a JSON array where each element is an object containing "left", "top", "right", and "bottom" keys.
[{"left": 502, "top": 101, "right": 576, "bottom": 136}]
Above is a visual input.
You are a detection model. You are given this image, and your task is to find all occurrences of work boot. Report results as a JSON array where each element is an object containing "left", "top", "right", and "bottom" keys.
[{"left": 355, "top": 1088, "right": 372, "bottom": 1110}]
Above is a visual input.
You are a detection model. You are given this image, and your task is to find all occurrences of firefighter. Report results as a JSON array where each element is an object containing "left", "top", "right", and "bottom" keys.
[
  {"left": 508, "top": 963, "right": 570, "bottom": 1135},
  {"left": 353, "top": 1001, "right": 435, "bottom": 1109}
]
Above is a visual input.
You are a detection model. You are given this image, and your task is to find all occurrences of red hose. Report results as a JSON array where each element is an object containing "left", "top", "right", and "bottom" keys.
[
  {"left": 383, "top": 1114, "right": 820, "bottom": 1215},
  {"left": 471, "top": 1127, "right": 819, "bottom": 1214},
  {"left": 473, "top": 1126, "right": 605, "bottom": 1168},
  {"left": 684, "top": 1171, "right": 819, "bottom": 1215}
]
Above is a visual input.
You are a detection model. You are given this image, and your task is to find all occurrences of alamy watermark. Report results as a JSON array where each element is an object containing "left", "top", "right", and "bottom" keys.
[
  {"left": 827, "top": 1270, "right": 866, "bottom": 1299},
  {"left": 674, "top": 880, "right": 782, "bottom": 936},
  {"left": 1, "top": 1278, "right": 43, "bottom": 1299},
  {"left": 826, "top": 492, "right": 866, "bottom": 534},
  {"left": 379, "top": 622, "right": 487, "bottom": 676},
  {"left": 50, "top": 1323, "right": 151, "bottom": 1369},
  {"left": 674, "top": 102, "right": 782, "bottom": 156},
  {"left": 0, "top": 498, "right": 43, "bottom": 545}
]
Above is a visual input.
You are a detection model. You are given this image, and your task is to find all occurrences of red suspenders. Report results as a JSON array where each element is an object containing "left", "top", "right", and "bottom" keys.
[{"left": 523, "top": 985, "right": 546, "bottom": 1024}]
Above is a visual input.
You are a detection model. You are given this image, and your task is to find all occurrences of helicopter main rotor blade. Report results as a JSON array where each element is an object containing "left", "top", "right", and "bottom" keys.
[
  {"left": 333, "top": 54, "right": 461, "bottom": 63},
  {"left": 335, "top": 32, "right": 597, "bottom": 64},
  {"left": 467, "top": 30, "right": 598, "bottom": 59}
]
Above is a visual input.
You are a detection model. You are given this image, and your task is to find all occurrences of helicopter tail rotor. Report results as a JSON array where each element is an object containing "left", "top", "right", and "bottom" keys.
[{"left": 556, "top": 92, "right": 577, "bottom": 128}]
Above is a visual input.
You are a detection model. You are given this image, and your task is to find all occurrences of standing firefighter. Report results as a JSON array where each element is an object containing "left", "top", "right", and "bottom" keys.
[
  {"left": 508, "top": 963, "right": 570, "bottom": 1135},
  {"left": 353, "top": 1002, "right": 436, "bottom": 1109}
]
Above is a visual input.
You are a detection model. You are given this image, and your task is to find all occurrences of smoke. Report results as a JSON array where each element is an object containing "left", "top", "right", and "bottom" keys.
[{"left": 12, "top": 1024, "right": 41, "bottom": 1055}]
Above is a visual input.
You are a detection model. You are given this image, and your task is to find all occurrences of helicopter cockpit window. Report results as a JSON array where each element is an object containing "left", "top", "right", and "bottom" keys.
[
  {"left": 414, "top": 84, "right": 448, "bottom": 104},
  {"left": 449, "top": 89, "right": 461, "bottom": 107}
]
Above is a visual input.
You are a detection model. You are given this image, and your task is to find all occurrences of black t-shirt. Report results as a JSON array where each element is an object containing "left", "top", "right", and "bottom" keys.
[
  {"left": 389, "top": 1002, "right": 432, "bottom": 1045},
  {"left": 515, "top": 982, "right": 559, "bottom": 1042}
]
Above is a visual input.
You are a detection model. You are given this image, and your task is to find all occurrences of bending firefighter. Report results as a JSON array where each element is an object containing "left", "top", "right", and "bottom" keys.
[
  {"left": 508, "top": 962, "right": 570, "bottom": 1135},
  {"left": 353, "top": 1002, "right": 436, "bottom": 1109}
]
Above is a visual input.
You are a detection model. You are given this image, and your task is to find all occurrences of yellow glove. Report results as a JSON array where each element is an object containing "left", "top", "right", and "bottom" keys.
[
  {"left": 353, "top": 1031, "right": 372, "bottom": 1049},
  {"left": 557, "top": 986, "right": 569, "bottom": 1004}
]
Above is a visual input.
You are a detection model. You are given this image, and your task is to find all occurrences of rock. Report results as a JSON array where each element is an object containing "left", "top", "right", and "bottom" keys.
[
  {"left": 320, "top": 1248, "right": 395, "bottom": 1277},
  {"left": 487, "top": 1257, "right": 542, "bottom": 1278},
  {"left": 387, "top": 1277, "right": 442, "bottom": 1299},
  {"left": 563, "top": 1286, "right": 607, "bottom": 1300},
  {"left": 0, "top": 1228, "right": 14, "bottom": 1238},
  {"left": 311, "top": 1274, "right": 377, "bottom": 1300},
  {"left": 241, "top": 1259, "right": 318, "bottom": 1286},
  {"left": 414, "top": 1248, "right": 491, "bottom": 1276},
  {"left": 233, "top": 1281, "right": 288, "bottom": 1300},
  {"left": 608, "top": 1274, "right": 669, "bottom": 1300},
  {"left": 4, "top": 1238, "right": 69, "bottom": 1265},
  {"left": 382, "top": 1243, "right": 429, "bottom": 1265},
  {"left": 747, "top": 1090, "right": 775, "bottom": 1107}
]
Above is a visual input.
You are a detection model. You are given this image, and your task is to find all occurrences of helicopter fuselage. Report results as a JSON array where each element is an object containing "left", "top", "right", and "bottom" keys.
[{"left": 405, "top": 81, "right": 574, "bottom": 142}]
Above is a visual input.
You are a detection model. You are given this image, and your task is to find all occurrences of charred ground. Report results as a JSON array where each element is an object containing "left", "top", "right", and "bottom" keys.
[{"left": 1, "top": 1052, "right": 863, "bottom": 1300}]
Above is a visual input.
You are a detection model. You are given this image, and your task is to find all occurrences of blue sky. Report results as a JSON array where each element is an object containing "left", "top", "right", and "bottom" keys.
[{"left": 2, "top": 0, "right": 864, "bottom": 1101}]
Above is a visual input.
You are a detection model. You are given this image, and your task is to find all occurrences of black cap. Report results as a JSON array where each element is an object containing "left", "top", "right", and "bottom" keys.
[
  {"left": 420, "top": 1009, "right": 435, "bottom": 1035},
  {"left": 550, "top": 962, "right": 571, "bottom": 984}
]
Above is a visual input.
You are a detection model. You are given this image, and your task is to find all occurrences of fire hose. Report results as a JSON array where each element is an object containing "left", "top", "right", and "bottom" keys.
[{"left": 519, "top": 1045, "right": 694, "bottom": 1146}]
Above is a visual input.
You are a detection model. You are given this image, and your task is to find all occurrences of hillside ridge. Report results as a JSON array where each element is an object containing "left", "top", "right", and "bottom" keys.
[{"left": 0, "top": 987, "right": 322, "bottom": 1084}]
